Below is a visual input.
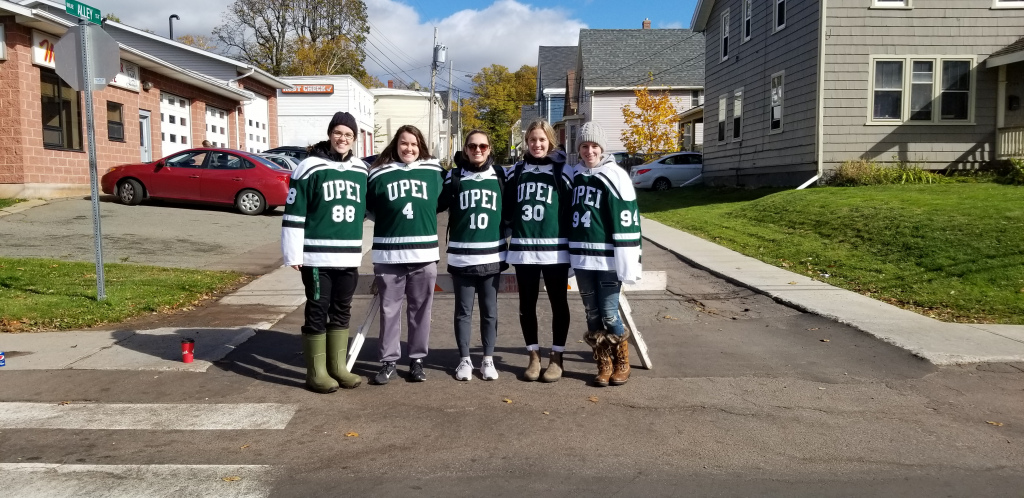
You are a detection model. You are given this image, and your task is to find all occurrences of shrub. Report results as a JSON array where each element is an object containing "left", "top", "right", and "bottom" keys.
[
  {"left": 993, "top": 158, "right": 1024, "bottom": 186},
  {"left": 824, "top": 159, "right": 949, "bottom": 186}
]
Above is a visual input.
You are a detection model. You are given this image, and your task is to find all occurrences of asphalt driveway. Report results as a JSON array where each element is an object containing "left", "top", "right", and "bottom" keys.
[{"left": 0, "top": 196, "right": 284, "bottom": 274}]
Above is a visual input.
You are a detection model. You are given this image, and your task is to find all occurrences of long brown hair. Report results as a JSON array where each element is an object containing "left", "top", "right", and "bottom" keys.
[{"left": 371, "top": 125, "right": 431, "bottom": 168}]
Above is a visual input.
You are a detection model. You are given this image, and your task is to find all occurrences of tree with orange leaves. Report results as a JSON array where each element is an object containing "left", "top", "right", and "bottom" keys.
[{"left": 620, "top": 85, "right": 680, "bottom": 156}]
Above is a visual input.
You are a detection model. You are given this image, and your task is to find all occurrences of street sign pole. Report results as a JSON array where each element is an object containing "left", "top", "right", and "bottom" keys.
[{"left": 79, "top": 18, "right": 106, "bottom": 300}]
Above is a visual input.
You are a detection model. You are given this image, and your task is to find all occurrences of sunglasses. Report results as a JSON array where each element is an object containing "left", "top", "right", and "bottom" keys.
[{"left": 466, "top": 143, "right": 490, "bottom": 152}]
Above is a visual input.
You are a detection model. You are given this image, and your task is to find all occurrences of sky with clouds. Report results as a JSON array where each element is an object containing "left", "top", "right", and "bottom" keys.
[{"left": 90, "top": 0, "right": 698, "bottom": 89}]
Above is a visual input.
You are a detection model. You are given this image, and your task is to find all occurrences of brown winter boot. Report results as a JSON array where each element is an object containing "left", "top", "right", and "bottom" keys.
[
  {"left": 523, "top": 349, "right": 542, "bottom": 381},
  {"left": 540, "top": 351, "right": 563, "bottom": 383},
  {"left": 609, "top": 340, "right": 631, "bottom": 386},
  {"left": 593, "top": 342, "right": 614, "bottom": 387}
]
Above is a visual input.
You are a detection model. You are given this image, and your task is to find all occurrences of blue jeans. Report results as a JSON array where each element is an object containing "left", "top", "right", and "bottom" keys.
[{"left": 574, "top": 269, "right": 624, "bottom": 336}]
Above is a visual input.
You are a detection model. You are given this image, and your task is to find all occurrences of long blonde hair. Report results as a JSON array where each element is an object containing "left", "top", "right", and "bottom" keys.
[{"left": 523, "top": 119, "right": 557, "bottom": 156}]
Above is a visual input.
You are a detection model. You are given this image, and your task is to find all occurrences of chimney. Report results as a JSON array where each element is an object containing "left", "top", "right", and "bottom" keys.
[
  {"left": 388, "top": 80, "right": 394, "bottom": 88},
  {"left": 642, "top": 18, "right": 651, "bottom": 29}
]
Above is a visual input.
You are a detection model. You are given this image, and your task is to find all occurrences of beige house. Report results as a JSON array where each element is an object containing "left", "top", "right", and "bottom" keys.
[{"left": 370, "top": 88, "right": 446, "bottom": 160}]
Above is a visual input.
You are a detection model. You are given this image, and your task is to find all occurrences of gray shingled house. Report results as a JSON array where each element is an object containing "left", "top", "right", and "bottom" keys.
[
  {"left": 691, "top": 0, "right": 1024, "bottom": 187},
  {"left": 535, "top": 46, "right": 577, "bottom": 144},
  {"left": 561, "top": 22, "right": 705, "bottom": 160}
]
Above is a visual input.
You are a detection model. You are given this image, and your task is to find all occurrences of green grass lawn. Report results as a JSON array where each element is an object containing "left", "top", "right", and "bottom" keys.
[
  {"left": 639, "top": 184, "right": 1024, "bottom": 324},
  {"left": 0, "top": 258, "right": 247, "bottom": 332},
  {"left": 0, "top": 198, "right": 23, "bottom": 210}
]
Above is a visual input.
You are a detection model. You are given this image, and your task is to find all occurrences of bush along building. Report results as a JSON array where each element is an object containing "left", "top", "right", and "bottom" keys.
[
  {"left": 0, "top": 0, "right": 289, "bottom": 198},
  {"left": 691, "top": 0, "right": 1024, "bottom": 187}
]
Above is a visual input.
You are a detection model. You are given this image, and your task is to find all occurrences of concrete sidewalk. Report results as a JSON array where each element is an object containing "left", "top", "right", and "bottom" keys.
[{"left": 2, "top": 217, "right": 1022, "bottom": 370}]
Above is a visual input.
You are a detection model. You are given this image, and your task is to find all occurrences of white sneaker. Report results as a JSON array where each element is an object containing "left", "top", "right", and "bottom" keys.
[
  {"left": 480, "top": 358, "right": 499, "bottom": 380},
  {"left": 455, "top": 357, "right": 473, "bottom": 381}
]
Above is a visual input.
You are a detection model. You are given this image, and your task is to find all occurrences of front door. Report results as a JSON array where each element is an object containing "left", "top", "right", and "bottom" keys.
[{"left": 139, "top": 110, "right": 152, "bottom": 162}]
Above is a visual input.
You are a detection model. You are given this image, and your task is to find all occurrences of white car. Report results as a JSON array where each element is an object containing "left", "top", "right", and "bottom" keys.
[
  {"left": 629, "top": 152, "right": 703, "bottom": 191},
  {"left": 259, "top": 154, "right": 300, "bottom": 171}
]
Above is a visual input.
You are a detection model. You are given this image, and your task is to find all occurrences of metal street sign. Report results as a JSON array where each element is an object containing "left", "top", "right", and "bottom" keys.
[
  {"left": 54, "top": 24, "right": 120, "bottom": 91},
  {"left": 65, "top": 0, "right": 102, "bottom": 25}
]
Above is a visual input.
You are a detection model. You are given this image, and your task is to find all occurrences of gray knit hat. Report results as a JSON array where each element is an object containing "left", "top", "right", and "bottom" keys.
[
  {"left": 577, "top": 121, "right": 607, "bottom": 151},
  {"left": 327, "top": 111, "right": 358, "bottom": 137}
]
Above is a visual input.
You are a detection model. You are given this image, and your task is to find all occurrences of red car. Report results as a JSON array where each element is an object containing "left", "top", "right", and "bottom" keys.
[{"left": 101, "top": 148, "right": 292, "bottom": 215}]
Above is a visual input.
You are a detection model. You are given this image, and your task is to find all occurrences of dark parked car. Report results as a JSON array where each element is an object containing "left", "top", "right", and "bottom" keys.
[
  {"left": 263, "top": 146, "right": 310, "bottom": 162},
  {"left": 101, "top": 148, "right": 292, "bottom": 215}
]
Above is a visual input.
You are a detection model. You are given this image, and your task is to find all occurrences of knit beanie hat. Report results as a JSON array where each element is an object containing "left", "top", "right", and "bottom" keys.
[
  {"left": 577, "top": 121, "right": 607, "bottom": 151},
  {"left": 327, "top": 111, "right": 358, "bottom": 137}
]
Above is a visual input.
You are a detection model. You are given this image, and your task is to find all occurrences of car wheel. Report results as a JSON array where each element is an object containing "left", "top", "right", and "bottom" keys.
[
  {"left": 652, "top": 177, "right": 671, "bottom": 191},
  {"left": 236, "top": 189, "right": 266, "bottom": 215},
  {"left": 117, "top": 179, "right": 144, "bottom": 206}
]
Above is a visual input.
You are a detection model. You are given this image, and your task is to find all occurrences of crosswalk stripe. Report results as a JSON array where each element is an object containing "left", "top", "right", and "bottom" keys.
[
  {"left": 0, "top": 464, "right": 274, "bottom": 498},
  {"left": 0, "top": 403, "right": 297, "bottom": 430}
]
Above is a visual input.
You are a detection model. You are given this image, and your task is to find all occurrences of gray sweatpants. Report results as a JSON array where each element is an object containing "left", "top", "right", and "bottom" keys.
[
  {"left": 374, "top": 262, "right": 437, "bottom": 362},
  {"left": 452, "top": 273, "right": 500, "bottom": 357}
]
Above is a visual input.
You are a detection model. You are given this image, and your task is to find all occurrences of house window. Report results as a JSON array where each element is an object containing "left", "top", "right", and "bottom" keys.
[
  {"left": 0, "top": 25, "right": 7, "bottom": 61},
  {"left": 107, "top": 102, "right": 124, "bottom": 141},
  {"left": 718, "top": 94, "right": 727, "bottom": 142},
  {"left": 869, "top": 56, "right": 975, "bottom": 124},
  {"left": 774, "top": 0, "right": 786, "bottom": 32},
  {"left": 40, "top": 70, "right": 82, "bottom": 150},
  {"left": 992, "top": 0, "right": 1024, "bottom": 9},
  {"left": 873, "top": 60, "right": 904, "bottom": 120},
  {"left": 721, "top": 10, "right": 730, "bottom": 61},
  {"left": 770, "top": 72, "right": 784, "bottom": 133},
  {"left": 743, "top": 0, "right": 752, "bottom": 41},
  {"left": 873, "top": 0, "right": 911, "bottom": 7},
  {"left": 733, "top": 89, "right": 743, "bottom": 140}
]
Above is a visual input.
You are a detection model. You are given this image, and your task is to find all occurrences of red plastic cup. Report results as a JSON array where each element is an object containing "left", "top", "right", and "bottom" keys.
[{"left": 181, "top": 339, "right": 195, "bottom": 363}]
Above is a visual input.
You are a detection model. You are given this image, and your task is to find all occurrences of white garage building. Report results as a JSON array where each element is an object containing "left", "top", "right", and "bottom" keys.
[{"left": 277, "top": 75, "right": 374, "bottom": 157}]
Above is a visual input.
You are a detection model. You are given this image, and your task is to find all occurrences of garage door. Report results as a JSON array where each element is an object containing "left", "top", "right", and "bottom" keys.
[
  {"left": 245, "top": 94, "right": 268, "bottom": 154},
  {"left": 160, "top": 92, "right": 191, "bottom": 157},
  {"left": 206, "top": 106, "right": 228, "bottom": 148}
]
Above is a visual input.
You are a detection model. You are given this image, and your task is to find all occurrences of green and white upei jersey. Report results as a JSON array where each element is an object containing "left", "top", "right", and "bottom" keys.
[
  {"left": 444, "top": 167, "right": 505, "bottom": 267},
  {"left": 281, "top": 154, "right": 368, "bottom": 268},
  {"left": 367, "top": 160, "right": 444, "bottom": 264},
  {"left": 567, "top": 156, "right": 642, "bottom": 283},
  {"left": 504, "top": 163, "right": 571, "bottom": 265}
]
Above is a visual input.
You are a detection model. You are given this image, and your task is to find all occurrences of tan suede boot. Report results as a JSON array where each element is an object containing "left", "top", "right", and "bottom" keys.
[
  {"left": 540, "top": 351, "right": 563, "bottom": 383},
  {"left": 609, "top": 340, "right": 631, "bottom": 386},
  {"left": 523, "top": 350, "right": 542, "bottom": 381},
  {"left": 593, "top": 342, "right": 614, "bottom": 387}
]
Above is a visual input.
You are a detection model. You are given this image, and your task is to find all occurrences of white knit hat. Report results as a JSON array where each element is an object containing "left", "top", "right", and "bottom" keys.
[{"left": 577, "top": 121, "right": 607, "bottom": 151}]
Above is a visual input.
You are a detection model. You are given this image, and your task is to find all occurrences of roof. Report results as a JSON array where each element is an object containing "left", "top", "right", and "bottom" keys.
[
  {"left": 538, "top": 46, "right": 577, "bottom": 90},
  {"left": 987, "top": 37, "right": 1024, "bottom": 68},
  {"left": 690, "top": 0, "right": 715, "bottom": 32},
  {"left": 579, "top": 29, "right": 705, "bottom": 89}
]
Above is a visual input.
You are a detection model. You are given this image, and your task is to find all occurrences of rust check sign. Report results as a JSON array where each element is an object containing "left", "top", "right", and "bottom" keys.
[{"left": 281, "top": 84, "right": 335, "bottom": 94}]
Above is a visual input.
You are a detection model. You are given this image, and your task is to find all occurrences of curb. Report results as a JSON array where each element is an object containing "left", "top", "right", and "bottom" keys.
[{"left": 0, "top": 199, "right": 48, "bottom": 218}]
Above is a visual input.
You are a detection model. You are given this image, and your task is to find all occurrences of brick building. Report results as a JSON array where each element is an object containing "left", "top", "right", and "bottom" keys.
[{"left": 0, "top": 0, "right": 290, "bottom": 198}]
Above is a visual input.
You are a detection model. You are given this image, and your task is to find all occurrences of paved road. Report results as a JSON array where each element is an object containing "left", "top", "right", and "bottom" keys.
[
  {"left": 1, "top": 205, "right": 1023, "bottom": 496},
  {"left": 0, "top": 196, "right": 283, "bottom": 273}
]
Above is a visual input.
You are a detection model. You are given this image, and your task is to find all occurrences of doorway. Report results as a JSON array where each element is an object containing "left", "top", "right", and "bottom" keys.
[{"left": 139, "top": 110, "right": 152, "bottom": 162}]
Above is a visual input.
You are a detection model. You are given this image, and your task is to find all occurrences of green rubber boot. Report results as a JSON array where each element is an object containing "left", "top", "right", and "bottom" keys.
[
  {"left": 326, "top": 328, "right": 363, "bottom": 388},
  {"left": 302, "top": 333, "right": 339, "bottom": 394}
]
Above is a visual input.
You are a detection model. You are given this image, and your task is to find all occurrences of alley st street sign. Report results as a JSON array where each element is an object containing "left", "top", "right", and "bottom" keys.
[{"left": 65, "top": 0, "right": 101, "bottom": 25}]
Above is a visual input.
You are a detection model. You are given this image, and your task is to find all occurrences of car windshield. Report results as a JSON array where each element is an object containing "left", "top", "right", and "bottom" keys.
[{"left": 251, "top": 155, "right": 287, "bottom": 170}]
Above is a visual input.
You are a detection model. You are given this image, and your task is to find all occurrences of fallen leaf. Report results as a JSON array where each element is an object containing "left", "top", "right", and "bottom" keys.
[
  {"left": 788, "top": 281, "right": 798, "bottom": 285},
  {"left": 588, "top": 396, "right": 599, "bottom": 403},
  {"left": 986, "top": 421, "right": 1004, "bottom": 427},
  {"left": 345, "top": 432, "right": 359, "bottom": 437},
  {"left": 663, "top": 315, "right": 678, "bottom": 320},
  {"left": 222, "top": 476, "right": 242, "bottom": 482},
  {"left": 542, "top": 411, "right": 550, "bottom": 415},
  {"left": 818, "top": 387, "right": 826, "bottom": 390},
  {"left": 577, "top": 340, "right": 584, "bottom": 343},
  {"left": 58, "top": 401, "right": 70, "bottom": 406},
  {"left": 502, "top": 398, "right": 513, "bottom": 404},
  {"left": 240, "top": 444, "right": 250, "bottom": 450},
  {"left": 820, "top": 339, "right": 830, "bottom": 342},
  {"left": 807, "top": 328, "right": 819, "bottom": 331}
]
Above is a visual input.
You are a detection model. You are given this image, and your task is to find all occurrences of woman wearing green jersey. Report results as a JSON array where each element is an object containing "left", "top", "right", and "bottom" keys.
[
  {"left": 282, "top": 111, "right": 367, "bottom": 393},
  {"left": 568, "top": 122, "right": 642, "bottom": 387},
  {"left": 367, "top": 125, "right": 444, "bottom": 385},
  {"left": 437, "top": 130, "right": 506, "bottom": 381},
  {"left": 504, "top": 119, "right": 572, "bottom": 383}
]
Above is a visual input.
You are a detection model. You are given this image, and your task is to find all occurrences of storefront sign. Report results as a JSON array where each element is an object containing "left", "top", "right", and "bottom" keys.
[
  {"left": 110, "top": 60, "right": 140, "bottom": 92},
  {"left": 281, "top": 84, "right": 334, "bottom": 94},
  {"left": 32, "top": 30, "right": 59, "bottom": 69}
]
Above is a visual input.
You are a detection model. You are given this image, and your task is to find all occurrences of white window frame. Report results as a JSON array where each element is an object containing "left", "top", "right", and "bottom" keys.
[
  {"left": 0, "top": 25, "right": 7, "bottom": 61},
  {"left": 773, "top": 0, "right": 786, "bottom": 33},
  {"left": 992, "top": 0, "right": 1024, "bottom": 10},
  {"left": 770, "top": 71, "right": 784, "bottom": 134},
  {"left": 733, "top": 88, "right": 743, "bottom": 140},
  {"left": 742, "top": 0, "right": 752, "bottom": 42},
  {"left": 718, "top": 94, "right": 728, "bottom": 143},
  {"left": 721, "top": 10, "right": 730, "bottom": 62},
  {"left": 867, "top": 55, "right": 977, "bottom": 125},
  {"left": 872, "top": 0, "right": 912, "bottom": 9}
]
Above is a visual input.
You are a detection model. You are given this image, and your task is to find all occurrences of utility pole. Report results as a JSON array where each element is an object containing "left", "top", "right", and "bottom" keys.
[
  {"left": 427, "top": 28, "right": 446, "bottom": 157},
  {"left": 448, "top": 59, "right": 453, "bottom": 160}
]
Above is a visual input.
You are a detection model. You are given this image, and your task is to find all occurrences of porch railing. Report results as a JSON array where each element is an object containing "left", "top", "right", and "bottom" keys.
[{"left": 997, "top": 126, "right": 1024, "bottom": 158}]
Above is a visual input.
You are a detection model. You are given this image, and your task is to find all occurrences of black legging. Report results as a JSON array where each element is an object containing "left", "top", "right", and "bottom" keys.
[
  {"left": 300, "top": 266, "right": 359, "bottom": 334},
  {"left": 514, "top": 263, "right": 570, "bottom": 347}
]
